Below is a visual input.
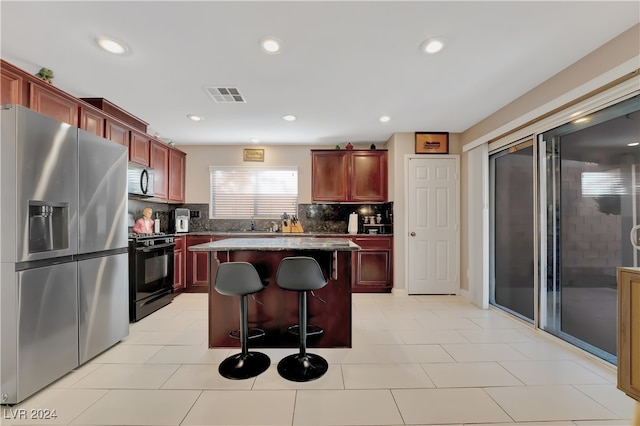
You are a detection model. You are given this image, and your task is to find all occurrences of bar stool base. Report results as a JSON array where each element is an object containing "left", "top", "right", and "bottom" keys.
[
  {"left": 218, "top": 352, "right": 270, "bottom": 380},
  {"left": 277, "top": 353, "right": 328, "bottom": 382}
]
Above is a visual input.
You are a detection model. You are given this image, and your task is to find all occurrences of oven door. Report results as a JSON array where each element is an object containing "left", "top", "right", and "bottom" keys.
[{"left": 133, "top": 243, "right": 175, "bottom": 301}]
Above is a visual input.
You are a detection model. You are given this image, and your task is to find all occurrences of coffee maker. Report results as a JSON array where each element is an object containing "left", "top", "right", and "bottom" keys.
[{"left": 173, "top": 208, "right": 190, "bottom": 233}]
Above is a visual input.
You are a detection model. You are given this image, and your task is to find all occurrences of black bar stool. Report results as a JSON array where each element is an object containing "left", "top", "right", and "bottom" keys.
[
  {"left": 214, "top": 262, "right": 270, "bottom": 380},
  {"left": 276, "top": 256, "right": 329, "bottom": 382}
]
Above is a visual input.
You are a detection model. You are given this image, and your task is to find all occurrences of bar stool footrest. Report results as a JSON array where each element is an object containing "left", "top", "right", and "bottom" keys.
[
  {"left": 287, "top": 324, "right": 323, "bottom": 337},
  {"left": 229, "top": 328, "right": 266, "bottom": 340}
]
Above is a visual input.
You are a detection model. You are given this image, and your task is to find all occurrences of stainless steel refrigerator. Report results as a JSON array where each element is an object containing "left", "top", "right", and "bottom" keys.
[{"left": 0, "top": 105, "right": 129, "bottom": 404}]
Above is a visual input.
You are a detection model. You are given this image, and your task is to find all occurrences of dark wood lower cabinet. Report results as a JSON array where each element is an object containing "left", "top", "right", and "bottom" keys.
[
  {"left": 352, "top": 236, "right": 393, "bottom": 293},
  {"left": 173, "top": 236, "right": 185, "bottom": 293},
  {"left": 186, "top": 236, "right": 212, "bottom": 289},
  {"left": 185, "top": 234, "right": 393, "bottom": 293}
]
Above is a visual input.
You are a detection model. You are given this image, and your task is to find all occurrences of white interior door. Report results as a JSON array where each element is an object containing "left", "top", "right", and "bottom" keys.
[{"left": 407, "top": 157, "right": 459, "bottom": 294}]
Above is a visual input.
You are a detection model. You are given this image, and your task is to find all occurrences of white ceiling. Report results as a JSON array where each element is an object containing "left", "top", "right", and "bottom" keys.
[{"left": 1, "top": 1, "right": 638, "bottom": 146}]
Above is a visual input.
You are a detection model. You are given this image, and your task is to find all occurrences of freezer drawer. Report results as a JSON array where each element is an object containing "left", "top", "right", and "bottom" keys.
[
  {"left": 1, "top": 261, "right": 79, "bottom": 404},
  {"left": 78, "top": 252, "right": 129, "bottom": 364}
]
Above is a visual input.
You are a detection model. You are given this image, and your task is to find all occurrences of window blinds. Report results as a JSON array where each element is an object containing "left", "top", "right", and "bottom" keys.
[{"left": 209, "top": 166, "right": 298, "bottom": 218}]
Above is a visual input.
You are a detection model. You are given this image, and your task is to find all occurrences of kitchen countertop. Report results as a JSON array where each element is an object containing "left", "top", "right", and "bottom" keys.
[
  {"left": 183, "top": 231, "right": 393, "bottom": 237},
  {"left": 188, "top": 236, "right": 360, "bottom": 251}
]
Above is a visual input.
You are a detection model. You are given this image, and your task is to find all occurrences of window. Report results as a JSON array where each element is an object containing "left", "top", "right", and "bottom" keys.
[{"left": 209, "top": 166, "right": 298, "bottom": 218}]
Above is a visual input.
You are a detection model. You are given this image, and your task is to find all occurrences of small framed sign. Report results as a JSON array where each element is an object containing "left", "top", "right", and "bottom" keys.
[
  {"left": 415, "top": 132, "right": 449, "bottom": 154},
  {"left": 243, "top": 148, "right": 264, "bottom": 162}
]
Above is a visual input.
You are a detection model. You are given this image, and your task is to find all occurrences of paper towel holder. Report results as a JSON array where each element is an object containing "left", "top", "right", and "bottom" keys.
[{"left": 348, "top": 212, "right": 359, "bottom": 234}]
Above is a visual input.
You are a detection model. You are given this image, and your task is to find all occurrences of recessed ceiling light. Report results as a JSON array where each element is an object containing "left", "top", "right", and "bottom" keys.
[
  {"left": 250, "top": 138, "right": 261, "bottom": 144},
  {"left": 187, "top": 114, "right": 204, "bottom": 122},
  {"left": 282, "top": 114, "right": 297, "bottom": 121},
  {"left": 96, "top": 36, "right": 128, "bottom": 55},
  {"left": 574, "top": 117, "right": 589, "bottom": 124},
  {"left": 379, "top": 115, "right": 391, "bottom": 123},
  {"left": 628, "top": 142, "right": 639, "bottom": 147},
  {"left": 419, "top": 37, "right": 446, "bottom": 54},
  {"left": 260, "top": 37, "right": 282, "bottom": 54}
]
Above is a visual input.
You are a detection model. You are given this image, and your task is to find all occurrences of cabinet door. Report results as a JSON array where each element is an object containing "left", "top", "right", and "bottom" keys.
[
  {"left": 79, "top": 105, "right": 106, "bottom": 137},
  {"left": 352, "top": 237, "right": 393, "bottom": 292},
  {"left": 130, "top": 130, "right": 150, "bottom": 166},
  {"left": 29, "top": 84, "right": 79, "bottom": 126},
  {"left": 173, "top": 236, "right": 185, "bottom": 292},
  {"left": 168, "top": 148, "right": 186, "bottom": 203},
  {"left": 354, "top": 250, "right": 390, "bottom": 287},
  {"left": 186, "top": 236, "right": 212, "bottom": 288},
  {"left": 105, "top": 119, "right": 130, "bottom": 147},
  {"left": 1, "top": 67, "right": 23, "bottom": 106},
  {"left": 174, "top": 249, "right": 184, "bottom": 292},
  {"left": 312, "top": 151, "right": 349, "bottom": 202},
  {"left": 618, "top": 269, "right": 640, "bottom": 401},
  {"left": 351, "top": 151, "right": 388, "bottom": 202},
  {"left": 150, "top": 140, "right": 169, "bottom": 200}
]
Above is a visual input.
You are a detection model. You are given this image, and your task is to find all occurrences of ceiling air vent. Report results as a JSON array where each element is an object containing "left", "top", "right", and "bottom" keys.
[{"left": 204, "top": 86, "right": 246, "bottom": 103}]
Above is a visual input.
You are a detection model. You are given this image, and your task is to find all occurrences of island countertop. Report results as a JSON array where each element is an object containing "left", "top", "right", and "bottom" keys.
[{"left": 188, "top": 236, "right": 360, "bottom": 252}]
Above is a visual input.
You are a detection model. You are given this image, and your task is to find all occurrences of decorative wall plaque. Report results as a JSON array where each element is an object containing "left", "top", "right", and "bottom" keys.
[
  {"left": 415, "top": 132, "right": 449, "bottom": 154},
  {"left": 243, "top": 148, "right": 264, "bottom": 162}
]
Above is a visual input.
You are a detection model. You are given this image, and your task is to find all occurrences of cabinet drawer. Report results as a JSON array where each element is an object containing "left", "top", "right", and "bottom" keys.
[{"left": 353, "top": 236, "right": 392, "bottom": 249}]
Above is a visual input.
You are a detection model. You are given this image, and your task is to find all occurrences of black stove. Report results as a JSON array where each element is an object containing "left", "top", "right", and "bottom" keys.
[{"left": 128, "top": 232, "right": 175, "bottom": 321}]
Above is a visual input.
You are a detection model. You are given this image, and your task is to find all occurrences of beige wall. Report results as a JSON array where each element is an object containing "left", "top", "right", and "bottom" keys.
[
  {"left": 180, "top": 145, "right": 316, "bottom": 204},
  {"left": 462, "top": 24, "right": 640, "bottom": 147}
]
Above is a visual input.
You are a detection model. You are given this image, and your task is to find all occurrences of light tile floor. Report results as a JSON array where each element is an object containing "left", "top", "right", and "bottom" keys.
[{"left": 2, "top": 292, "right": 636, "bottom": 425}]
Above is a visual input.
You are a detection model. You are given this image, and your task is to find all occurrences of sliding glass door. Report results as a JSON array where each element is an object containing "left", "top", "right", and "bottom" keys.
[
  {"left": 540, "top": 95, "right": 639, "bottom": 362},
  {"left": 490, "top": 140, "right": 535, "bottom": 322}
]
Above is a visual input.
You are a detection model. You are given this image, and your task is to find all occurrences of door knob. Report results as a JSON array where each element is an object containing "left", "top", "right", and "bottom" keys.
[{"left": 410, "top": 232, "right": 416, "bottom": 237}]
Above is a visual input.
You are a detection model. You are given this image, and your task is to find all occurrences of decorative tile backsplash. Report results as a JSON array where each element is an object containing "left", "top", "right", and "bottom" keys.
[{"left": 131, "top": 201, "right": 394, "bottom": 234}]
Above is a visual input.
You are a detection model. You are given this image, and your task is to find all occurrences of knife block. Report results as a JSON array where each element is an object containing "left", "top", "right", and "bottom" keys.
[
  {"left": 281, "top": 221, "right": 304, "bottom": 233},
  {"left": 290, "top": 222, "right": 304, "bottom": 233}
]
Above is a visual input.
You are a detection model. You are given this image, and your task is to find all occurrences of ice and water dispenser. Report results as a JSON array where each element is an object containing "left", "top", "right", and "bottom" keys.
[{"left": 28, "top": 200, "right": 69, "bottom": 253}]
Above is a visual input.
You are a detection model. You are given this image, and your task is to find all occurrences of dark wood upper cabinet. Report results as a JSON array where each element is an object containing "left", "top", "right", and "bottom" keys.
[
  {"left": 79, "top": 104, "right": 106, "bottom": 137},
  {"left": 130, "top": 130, "right": 151, "bottom": 167},
  {"left": 168, "top": 148, "right": 186, "bottom": 203},
  {"left": 1, "top": 65, "right": 23, "bottom": 106},
  {"left": 311, "top": 151, "right": 350, "bottom": 202},
  {"left": 311, "top": 150, "right": 387, "bottom": 202},
  {"left": 350, "top": 151, "right": 388, "bottom": 202},
  {"left": 105, "top": 118, "right": 130, "bottom": 147},
  {"left": 29, "top": 83, "right": 79, "bottom": 127},
  {"left": 150, "top": 140, "right": 169, "bottom": 200}
]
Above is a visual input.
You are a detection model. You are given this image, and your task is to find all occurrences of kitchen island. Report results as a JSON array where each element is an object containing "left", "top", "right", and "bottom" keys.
[{"left": 188, "top": 237, "right": 360, "bottom": 348}]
